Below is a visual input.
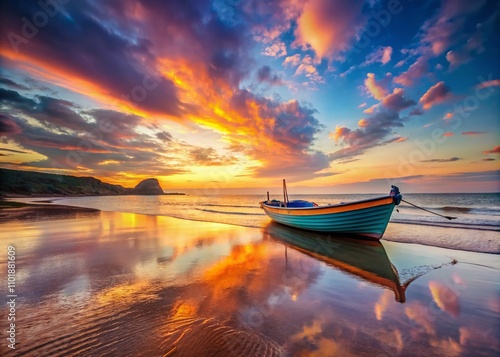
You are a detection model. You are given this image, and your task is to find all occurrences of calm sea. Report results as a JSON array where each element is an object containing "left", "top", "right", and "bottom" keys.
[{"left": 17, "top": 192, "right": 500, "bottom": 253}]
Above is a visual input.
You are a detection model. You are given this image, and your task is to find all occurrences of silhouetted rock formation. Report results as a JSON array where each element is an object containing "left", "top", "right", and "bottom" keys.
[
  {"left": 131, "top": 178, "right": 164, "bottom": 195},
  {"left": 0, "top": 169, "right": 166, "bottom": 197}
]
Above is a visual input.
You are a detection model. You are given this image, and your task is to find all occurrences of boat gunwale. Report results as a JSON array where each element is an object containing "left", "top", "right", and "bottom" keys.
[{"left": 260, "top": 195, "right": 394, "bottom": 212}]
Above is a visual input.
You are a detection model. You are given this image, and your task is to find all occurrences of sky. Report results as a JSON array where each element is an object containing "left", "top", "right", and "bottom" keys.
[{"left": 0, "top": 0, "right": 499, "bottom": 193}]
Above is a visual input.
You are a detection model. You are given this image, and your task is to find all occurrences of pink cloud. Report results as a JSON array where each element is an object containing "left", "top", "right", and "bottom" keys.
[
  {"left": 294, "top": 0, "right": 365, "bottom": 59},
  {"left": 393, "top": 57, "right": 428, "bottom": 87},
  {"left": 445, "top": 15, "right": 491, "bottom": 71},
  {"left": 443, "top": 112, "right": 453, "bottom": 120},
  {"left": 477, "top": 79, "right": 500, "bottom": 89},
  {"left": 419, "top": 81, "right": 452, "bottom": 110},
  {"left": 358, "top": 102, "right": 367, "bottom": 108},
  {"left": 483, "top": 146, "right": 500, "bottom": 154},
  {"left": 282, "top": 54, "right": 301, "bottom": 67},
  {"left": 381, "top": 46, "right": 393, "bottom": 65},
  {"left": 381, "top": 88, "right": 416, "bottom": 111},
  {"left": 421, "top": 0, "right": 487, "bottom": 56},
  {"left": 362, "top": 46, "right": 393, "bottom": 67},
  {"left": 364, "top": 73, "right": 389, "bottom": 100},
  {"left": 262, "top": 41, "right": 287, "bottom": 58},
  {"left": 394, "top": 59, "right": 406, "bottom": 68},
  {"left": 442, "top": 132, "right": 454, "bottom": 137}
]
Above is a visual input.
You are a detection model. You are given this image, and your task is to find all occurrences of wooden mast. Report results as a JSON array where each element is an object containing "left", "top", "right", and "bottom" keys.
[{"left": 283, "top": 179, "right": 289, "bottom": 207}]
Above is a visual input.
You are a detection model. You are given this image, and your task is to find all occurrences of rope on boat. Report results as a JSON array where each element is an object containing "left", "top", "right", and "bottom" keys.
[{"left": 401, "top": 199, "right": 457, "bottom": 220}]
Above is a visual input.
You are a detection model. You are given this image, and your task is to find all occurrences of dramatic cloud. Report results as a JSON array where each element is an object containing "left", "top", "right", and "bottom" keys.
[
  {"left": 189, "top": 147, "right": 237, "bottom": 166},
  {"left": 421, "top": 157, "right": 462, "bottom": 163},
  {"left": 364, "top": 73, "right": 389, "bottom": 100},
  {"left": 294, "top": 0, "right": 365, "bottom": 59},
  {"left": 330, "top": 109, "right": 408, "bottom": 161},
  {"left": 419, "top": 82, "right": 453, "bottom": 110},
  {"left": 0, "top": 91, "right": 218, "bottom": 178},
  {"left": 1, "top": 2, "right": 185, "bottom": 118},
  {"left": 1, "top": 0, "right": 497, "bottom": 190}
]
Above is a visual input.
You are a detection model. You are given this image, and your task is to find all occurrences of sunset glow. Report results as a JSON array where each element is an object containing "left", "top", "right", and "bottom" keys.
[{"left": 1, "top": 0, "right": 499, "bottom": 193}]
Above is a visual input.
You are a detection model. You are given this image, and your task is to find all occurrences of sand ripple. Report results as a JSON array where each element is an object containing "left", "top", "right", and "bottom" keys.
[{"left": 161, "top": 317, "right": 284, "bottom": 357}]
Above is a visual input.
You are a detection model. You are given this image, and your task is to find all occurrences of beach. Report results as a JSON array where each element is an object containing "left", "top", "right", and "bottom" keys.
[{"left": 0, "top": 203, "right": 499, "bottom": 356}]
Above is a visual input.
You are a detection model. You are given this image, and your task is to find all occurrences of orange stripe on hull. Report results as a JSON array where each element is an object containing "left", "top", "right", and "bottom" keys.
[{"left": 262, "top": 196, "right": 394, "bottom": 216}]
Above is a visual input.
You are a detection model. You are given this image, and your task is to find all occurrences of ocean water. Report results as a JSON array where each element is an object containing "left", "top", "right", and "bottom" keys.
[{"left": 15, "top": 192, "right": 500, "bottom": 253}]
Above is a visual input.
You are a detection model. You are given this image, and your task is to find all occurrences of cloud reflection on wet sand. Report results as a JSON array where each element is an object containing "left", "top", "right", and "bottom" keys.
[{"left": 0, "top": 210, "right": 498, "bottom": 356}]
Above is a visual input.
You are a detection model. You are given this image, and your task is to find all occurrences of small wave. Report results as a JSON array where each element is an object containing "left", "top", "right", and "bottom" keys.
[
  {"left": 399, "top": 204, "right": 500, "bottom": 216},
  {"left": 391, "top": 218, "right": 500, "bottom": 232},
  {"left": 440, "top": 206, "right": 472, "bottom": 213},
  {"left": 195, "top": 208, "right": 266, "bottom": 216},
  {"left": 200, "top": 203, "right": 257, "bottom": 209}
]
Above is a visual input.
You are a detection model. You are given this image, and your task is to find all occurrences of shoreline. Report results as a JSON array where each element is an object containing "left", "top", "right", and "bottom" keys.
[
  {"left": 2, "top": 199, "right": 499, "bottom": 256},
  {"left": 0, "top": 200, "right": 99, "bottom": 223}
]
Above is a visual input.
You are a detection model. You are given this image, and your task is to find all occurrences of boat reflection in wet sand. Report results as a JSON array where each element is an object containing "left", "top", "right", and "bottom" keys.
[{"left": 264, "top": 222, "right": 407, "bottom": 303}]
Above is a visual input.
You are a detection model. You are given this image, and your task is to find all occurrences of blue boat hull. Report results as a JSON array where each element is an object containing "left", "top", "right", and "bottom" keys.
[{"left": 261, "top": 196, "right": 396, "bottom": 240}]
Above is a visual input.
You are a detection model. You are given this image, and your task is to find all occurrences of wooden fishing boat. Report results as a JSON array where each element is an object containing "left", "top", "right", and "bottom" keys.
[
  {"left": 264, "top": 222, "right": 407, "bottom": 302},
  {"left": 260, "top": 180, "right": 402, "bottom": 240}
]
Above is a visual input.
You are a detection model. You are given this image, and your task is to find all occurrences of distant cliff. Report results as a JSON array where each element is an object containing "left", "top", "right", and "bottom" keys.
[{"left": 0, "top": 168, "right": 166, "bottom": 196}]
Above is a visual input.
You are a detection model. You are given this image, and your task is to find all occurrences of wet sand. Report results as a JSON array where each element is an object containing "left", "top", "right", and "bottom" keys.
[{"left": 0, "top": 207, "right": 499, "bottom": 356}]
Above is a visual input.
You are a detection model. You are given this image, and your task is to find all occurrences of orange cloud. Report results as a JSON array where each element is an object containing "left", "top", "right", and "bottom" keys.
[
  {"left": 428, "top": 281, "right": 460, "bottom": 317},
  {"left": 363, "top": 104, "right": 378, "bottom": 114},
  {"left": 294, "top": 0, "right": 365, "bottom": 59},
  {"left": 419, "top": 81, "right": 452, "bottom": 110},
  {"left": 358, "top": 119, "right": 369, "bottom": 128},
  {"left": 365, "top": 73, "right": 389, "bottom": 100},
  {"left": 442, "top": 132, "right": 454, "bottom": 137}
]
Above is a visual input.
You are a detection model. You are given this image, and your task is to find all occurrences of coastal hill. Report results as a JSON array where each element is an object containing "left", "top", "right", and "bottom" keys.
[
  {"left": 130, "top": 178, "right": 164, "bottom": 195},
  {"left": 0, "top": 168, "right": 170, "bottom": 196}
]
